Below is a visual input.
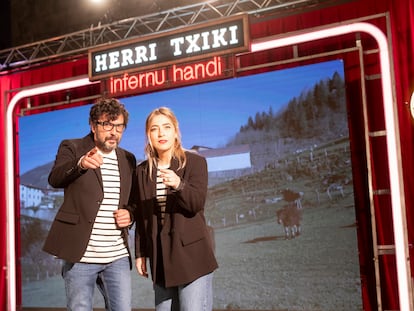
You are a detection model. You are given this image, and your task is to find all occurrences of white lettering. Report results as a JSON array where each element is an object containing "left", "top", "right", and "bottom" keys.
[
  {"left": 108, "top": 51, "right": 120, "bottom": 69},
  {"left": 148, "top": 43, "right": 157, "bottom": 61},
  {"left": 170, "top": 37, "right": 185, "bottom": 56},
  {"left": 228, "top": 25, "right": 239, "bottom": 44},
  {"left": 200, "top": 31, "right": 211, "bottom": 50},
  {"left": 94, "top": 54, "right": 108, "bottom": 72},
  {"left": 185, "top": 34, "right": 201, "bottom": 54},
  {"left": 134, "top": 46, "right": 149, "bottom": 63},
  {"left": 211, "top": 28, "right": 228, "bottom": 48},
  {"left": 91, "top": 19, "right": 244, "bottom": 79},
  {"left": 93, "top": 43, "right": 157, "bottom": 74},
  {"left": 121, "top": 49, "right": 134, "bottom": 67},
  {"left": 134, "top": 43, "right": 158, "bottom": 63},
  {"left": 169, "top": 25, "right": 241, "bottom": 57}
]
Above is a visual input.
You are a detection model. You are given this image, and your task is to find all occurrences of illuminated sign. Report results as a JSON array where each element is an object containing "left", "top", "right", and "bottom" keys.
[
  {"left": 89, "top": 14, "right": 249, "bottom": 81},
  {"left": 102, "top": 55, "right": 233, "bottom": 97}
]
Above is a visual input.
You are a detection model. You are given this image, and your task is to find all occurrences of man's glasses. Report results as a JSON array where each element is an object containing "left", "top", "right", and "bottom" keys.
[{"left": 95, "top": 121, "right": 126, "bottom": 132}]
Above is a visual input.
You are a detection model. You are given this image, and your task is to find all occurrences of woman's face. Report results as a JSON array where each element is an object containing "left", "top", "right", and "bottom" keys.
[{"left": 148, "top": 114, "right": 177, "bottom": 155}]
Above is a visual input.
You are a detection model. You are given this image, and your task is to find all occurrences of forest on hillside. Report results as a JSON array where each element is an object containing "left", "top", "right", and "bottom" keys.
[{"left": 227, "top": 71, "right": 347, "bottom": 168}]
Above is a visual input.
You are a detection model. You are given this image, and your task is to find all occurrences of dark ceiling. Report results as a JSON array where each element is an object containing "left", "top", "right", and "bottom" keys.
[
  {"left": 1, "top": 0, "right": 206, "bottom": 50},
  {"left": 1, "top": 0, "right": 348, "bottom": 52}
]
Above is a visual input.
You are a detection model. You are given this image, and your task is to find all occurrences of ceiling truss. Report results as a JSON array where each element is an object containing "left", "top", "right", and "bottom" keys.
[{"left": 0, "top": 0, "right": 328, "bottom": 71}]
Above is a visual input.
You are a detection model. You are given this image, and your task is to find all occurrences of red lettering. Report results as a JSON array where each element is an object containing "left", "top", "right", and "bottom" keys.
[
  {"left": 172, "top": 56, "right": 223, "bottom": 82},
  {"left": 108, "top": 56, "right": 228, "bottom": 96},
  {"left": 110, "top": 70, "right": 166, "bottom": 93}
]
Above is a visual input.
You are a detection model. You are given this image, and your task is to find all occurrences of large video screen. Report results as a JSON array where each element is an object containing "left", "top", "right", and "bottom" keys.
[{"left": 19, "top": 59, "right": 362, "bottom": 310}]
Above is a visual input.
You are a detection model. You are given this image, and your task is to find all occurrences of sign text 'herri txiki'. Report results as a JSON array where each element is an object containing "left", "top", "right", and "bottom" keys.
[{"left": 88, "top": 15, "right": 249, "bottom": 81}]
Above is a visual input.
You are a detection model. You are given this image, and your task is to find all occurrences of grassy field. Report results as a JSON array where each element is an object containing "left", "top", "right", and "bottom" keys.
[
  {"left": 213, "top": 204, "right": 362, "bottom": 310},
  {"left": 23, "top": 199, "right": 362, "bottom": 310},
  {"left": 22, "top": 140, "right": 362, "bottom": 310}
]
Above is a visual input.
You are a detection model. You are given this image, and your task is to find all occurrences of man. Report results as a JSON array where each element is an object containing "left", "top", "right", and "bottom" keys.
[{"left": 43, "top": 97, "right": 137, "bottom": 311}]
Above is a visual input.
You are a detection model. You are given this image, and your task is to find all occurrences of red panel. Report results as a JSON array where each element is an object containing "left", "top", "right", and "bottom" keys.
[{"left": 1, "top": 0, "right": 414, "bottom": 310}]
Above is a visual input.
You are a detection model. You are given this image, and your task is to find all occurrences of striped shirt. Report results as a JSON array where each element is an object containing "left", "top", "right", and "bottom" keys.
[
  {"left": 156, "top": 165, "right": 169, "bottom": 226},
  {"left": 80, "top": 149, "right": 129, "bottom": 264}
]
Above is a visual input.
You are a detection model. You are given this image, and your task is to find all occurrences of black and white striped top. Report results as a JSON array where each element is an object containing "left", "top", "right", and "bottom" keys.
[
  {"left": 156, "top": 165, "right": 169, "bottom": 226},
  {"left": 80, "top": 150, "right": 129, "bottom": 264}
]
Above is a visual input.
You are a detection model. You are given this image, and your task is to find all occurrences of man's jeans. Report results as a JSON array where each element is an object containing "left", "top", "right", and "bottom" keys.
[
  {"left": 62, "top": 257, "right": 131, "bottom": 311},
  {"left": 154, "top": 272, "right": 213, "bottom": 311}
]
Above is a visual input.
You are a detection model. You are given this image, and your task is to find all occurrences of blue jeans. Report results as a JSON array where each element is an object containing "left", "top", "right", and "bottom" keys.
[
  {"left": 154, "top": 272, "right": 213, "bottom": 311},
  {"left": 62, "top": 257, "right": 131, "bottom": 311}
]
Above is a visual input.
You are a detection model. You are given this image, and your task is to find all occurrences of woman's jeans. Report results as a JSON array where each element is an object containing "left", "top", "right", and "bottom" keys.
[
  {"left": 154, "top": 272, "right": 213, "bottom": 311},
  {"left": 62, "top": 256, "right": 131, "bottom": 311}
]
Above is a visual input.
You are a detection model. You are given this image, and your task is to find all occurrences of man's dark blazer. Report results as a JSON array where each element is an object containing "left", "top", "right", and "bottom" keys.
[
  {"left": 135, "top": 151, "right": 218, "bottom": 288},
  {"left": 43, "top": 132, "right": 137, "bottom": 264}
]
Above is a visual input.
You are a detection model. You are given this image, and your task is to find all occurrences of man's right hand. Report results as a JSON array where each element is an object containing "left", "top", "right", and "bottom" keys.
[{"left": 79, "top": 147, "right": 103, "bottom": 169}]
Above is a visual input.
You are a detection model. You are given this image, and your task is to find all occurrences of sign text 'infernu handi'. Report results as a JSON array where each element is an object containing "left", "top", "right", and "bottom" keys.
[{"left": 102, "top": 55, "right": 234, "bottom": 97}]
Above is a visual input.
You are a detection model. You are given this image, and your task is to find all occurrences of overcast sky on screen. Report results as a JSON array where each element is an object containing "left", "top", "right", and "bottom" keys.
[{"left": 18, "top": 59, "right": 344, "bottom": 174}]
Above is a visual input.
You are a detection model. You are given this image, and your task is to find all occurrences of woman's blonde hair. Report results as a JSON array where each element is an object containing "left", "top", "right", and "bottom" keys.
[{"left": 144, "top": 107, "right": 187, "bottom": 178}]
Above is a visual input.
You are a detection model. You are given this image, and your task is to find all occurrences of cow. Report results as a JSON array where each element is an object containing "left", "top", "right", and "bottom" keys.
[
  {"left": 322, "top": 174, "right": 349, "bottom": 200},
  {"left": 280, "top": 188, "right": 304, "bottom": 209},
  {"left": 276, "top": 205, "right": 302, "bottom": 239}
]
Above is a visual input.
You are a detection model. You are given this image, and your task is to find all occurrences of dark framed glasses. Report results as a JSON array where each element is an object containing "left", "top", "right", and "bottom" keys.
[{"left": 95, "top": 121, "right": 126, "bottom": 132}]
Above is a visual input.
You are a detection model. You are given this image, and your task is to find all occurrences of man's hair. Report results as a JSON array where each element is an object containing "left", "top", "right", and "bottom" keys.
[{"left": 89, "top": 97, "right": 129, "bottom": 125}]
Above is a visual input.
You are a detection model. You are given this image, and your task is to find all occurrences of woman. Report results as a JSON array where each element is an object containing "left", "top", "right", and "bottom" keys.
[{"left": 134, "top": 107, "right": 218, "bottom": 311}]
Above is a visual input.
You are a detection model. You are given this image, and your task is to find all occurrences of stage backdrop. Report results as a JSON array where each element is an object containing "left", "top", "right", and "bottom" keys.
[
  {"left": 1, "top": 0, "right": 413, "bottom": 310},
  {"left": 18, "top": 60, "right": 363, "bottom": 310}
]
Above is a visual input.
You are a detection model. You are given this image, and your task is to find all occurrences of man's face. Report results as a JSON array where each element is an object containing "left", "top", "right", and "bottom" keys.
[{"left": 91, "top": 114, "right": 125, "bottom": 153}]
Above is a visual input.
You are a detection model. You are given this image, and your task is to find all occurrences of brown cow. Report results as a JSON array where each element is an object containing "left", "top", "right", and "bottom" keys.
[{"left": 276, "top": 205, "right": 302, "bottom": 239}]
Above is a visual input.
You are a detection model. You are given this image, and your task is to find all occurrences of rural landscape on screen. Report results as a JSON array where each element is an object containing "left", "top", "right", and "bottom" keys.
[{"left": 19, "top": 60, "right": 362, "bottom": 310}]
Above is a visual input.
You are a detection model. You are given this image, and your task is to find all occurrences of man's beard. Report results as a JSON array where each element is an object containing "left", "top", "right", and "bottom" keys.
[{"left": 97, "top": 136, "right": 119, "bottom": 153}]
